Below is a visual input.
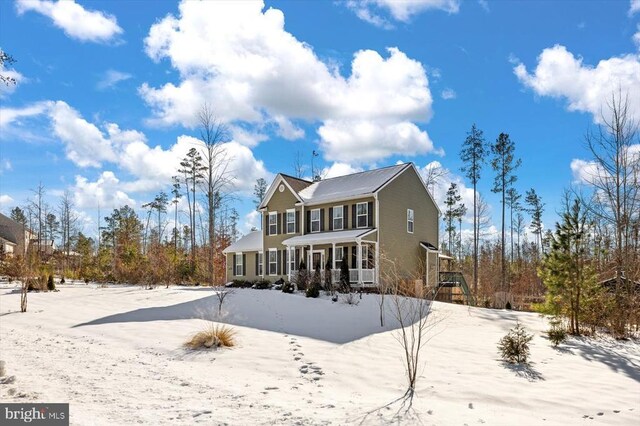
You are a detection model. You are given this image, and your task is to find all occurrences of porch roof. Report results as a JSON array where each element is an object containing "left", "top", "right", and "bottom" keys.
[
  {"left": 222, "top": 230, "right": 263, "bottom": 254},
  {"left": 282, "top": 228, "right": 375, "bottom": 246}
]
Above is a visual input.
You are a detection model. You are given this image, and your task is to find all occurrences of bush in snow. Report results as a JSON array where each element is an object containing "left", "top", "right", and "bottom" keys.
[
  {"left": 295, "top": 260, "right": 309, "bottom": 291},
  {"left": 498, "top": 321, "right": 533, "bottom": 364},
  {"left": 47, "top": 274, "right": 55, "bottom": 291},
  {"left": 306, "top": 267, "right": 321, "bottom": 298},
  {"left": 60, "top": 276, "right": 65, "bottom": 285},
  {"left": 342, "top": 291, "right": 359, "bottom": 306},
  {"left": 339, "top": 255, "right": 350, "bottom": 293},
  {"left": 252, "top": 279, "right": 272, "bottom": 290},
  {"left": 184, "top": 324, "right": 236, "bottom": 350},
  {"left": 281, "top": 281, "right": 294, "bottom": 293},
  {"left": 547, "top": 317, "right": 567, "bottom": 347}
]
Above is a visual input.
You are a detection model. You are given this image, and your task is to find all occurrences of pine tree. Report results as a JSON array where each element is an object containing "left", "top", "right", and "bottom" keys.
[
  {"left": 539, "top": 198, "right": 597, "bottom": 335},
  {"left": 444, "top": 183, "right": 463, "bottom": 255},
  {"left": 491, "top": 133, "right": 521, "bottom": 293},
  {"left": 254, "top": 178, "right": 268, "bottom": 209},
  {"left": 525, "top": 188, "right": 545, "bottom": 256},
  {"left": 460, "top": 124, "right": 487, "bottom": 295}
]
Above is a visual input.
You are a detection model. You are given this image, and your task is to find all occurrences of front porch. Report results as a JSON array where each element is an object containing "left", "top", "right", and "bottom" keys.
[{"left": 282, "top": 228, "right": 378, "bottom": 287}]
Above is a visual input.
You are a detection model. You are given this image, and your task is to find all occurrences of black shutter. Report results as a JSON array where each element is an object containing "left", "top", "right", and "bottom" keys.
[
  {"left": 329, "top": 208, "right": 333, "bottom": 231},
  {"left": 295, "top": 211, "right": 300, "bottom": 233},
  {"left": 242, "top": 254, "right": 246, "bottom": 276},
  {"left": 351, "top": 246, "right": 357, "bottom": 269},
  {"left": 255, "top": 253, "right": 259, "bottom": 276},
  {"left": 343, "top": 205, "right": 348, "bottom": 230},
  {"left": 367, "top": 201, "right": 373, "bottom": 228},
  {"left": 279, "top": 213, "right": 283, "bottom": 235},
  {"left": 328, "top": 247, "right": 333, "bottom": 267},
  {"left": 352, "top": 204, "right": 356, "bottom": 228},
  {"left": 277, "top": 250, "right": 282, "bottom": 275},
  {"left": 320, "top": 208, "right": 325, "bottom": 232},
  {"left": 265, "top": 214, "right": 269, "bottom": 236},
  {"left": 295, "top": 249, "right": 300, "bottom": 269},
  {"left": 306, "top": 210, "right": 311, "bottom": 233},
  {"left": 233, "top": 254, "right": 237, "bottom": 276}
]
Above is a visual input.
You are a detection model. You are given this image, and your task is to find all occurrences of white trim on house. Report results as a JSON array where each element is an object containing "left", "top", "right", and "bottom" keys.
[
  {"left": 332, "top": 205, "right": 343, "bottom": 230},
  {"left": 268, "top": 211, "right": 278, "bottom": 235},
  {"left": 356, "top": 202, "right": 368, "bottom": 228},
  {"left": 407, "top": 208, "right": 414, "bottom": 234},
  {"left": 310, "top": 208, "right": 320, "bottom": 233},
  {"left": 282, "top": 228, "right": 375, "bottom": 247},
  {"left": 286, "top": 208, "right": 296, "bottom": 234},
  {"left": 258, "top": 174, "right": 306, "bottom": 210},
  {"left": 268, "top": 248, "right": 278, "bottom": 276}
]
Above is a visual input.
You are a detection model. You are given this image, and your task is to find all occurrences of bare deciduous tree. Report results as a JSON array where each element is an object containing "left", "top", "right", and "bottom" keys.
[{"left": 197, "top": 104, "right": 233, "bottom": 286}]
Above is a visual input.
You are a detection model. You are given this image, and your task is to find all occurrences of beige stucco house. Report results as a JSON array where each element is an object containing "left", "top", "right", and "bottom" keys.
[{"left": 223, "top": 163, "right": 441, "bottom": 288}]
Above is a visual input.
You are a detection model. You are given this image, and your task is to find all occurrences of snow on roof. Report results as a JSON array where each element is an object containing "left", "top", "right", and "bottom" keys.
[
  {"left": 298, "top": 163, "right": 409, "bottom": 204},
  {"left": 282, "top": 228, "right": 375, "bottom": 246},
  {"left": 222, "top": 231, "right": 263, "bottom": 254}
]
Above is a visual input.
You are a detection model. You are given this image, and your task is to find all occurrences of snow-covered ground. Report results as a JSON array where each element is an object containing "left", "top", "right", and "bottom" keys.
[{"left": 0, "top": 284, "right": 638, "bottom": 425}]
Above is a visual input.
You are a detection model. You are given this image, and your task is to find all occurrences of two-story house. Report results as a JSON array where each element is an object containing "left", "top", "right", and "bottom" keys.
[{"left": 223, "top": 162, "right": 441, "bottom": 288}]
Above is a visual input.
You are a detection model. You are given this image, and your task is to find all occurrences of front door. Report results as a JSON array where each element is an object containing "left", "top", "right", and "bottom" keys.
[{"left": 311, "top": 251, "right": 324, "bottom": 271}]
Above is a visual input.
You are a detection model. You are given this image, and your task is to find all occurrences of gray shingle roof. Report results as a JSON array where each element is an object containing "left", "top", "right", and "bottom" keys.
[
  {"left": 297, "top": 163, "right": 409, "bottom": 205},
  {"left": 0, "top": 213, "right": 26, "bottom": 245}
]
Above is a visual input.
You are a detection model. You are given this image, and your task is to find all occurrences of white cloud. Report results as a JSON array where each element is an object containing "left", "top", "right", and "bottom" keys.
[
  {"left": 49, "top": 101, "right": 117, "bottom": 167},
  {"left": 242, "top": 210, "right": 261, "bottom": 234},
  {"left": 319, "top": 119, "right": 437, "bottom": 163},
  {"left": 73, "top": 171, "right": 136, "bottom": 209},
  {"left": 0, "top": 194, "right": 14, "bottom": 207},
  {"left": 634, "top": 25, "right": 640, "bottom": 49},
  {"left": 97, "top": 69, "right": 132, "bottom": 90},
  {"left": 441, "top": 88, "right": 456, "bottom": 100},
  {"left": 514, "top": 44, "right": 640, "bottom": 123},
  {"left": 321, "top": 162, "right": 364, "bottom": 179},
  {"left": 630, "top": 0, "right": 640, "bottom": 16},
  {"left": 0, "top": 159, "right": 12, "bottom": 173},
  {"left": 141, "top": 1, "right": 438, "bottom": 163},
  {"left": 345, "top": 0, "right": 460, "bottom": 27},
  {"left": 16, "top": 0, "right": 122, "bottom": 43},
  {"left": 477, "top": 0, "right": 490, "bottom": 12},
  {"left": 0, "top": 101, "right": 52, "bottom": 128}
]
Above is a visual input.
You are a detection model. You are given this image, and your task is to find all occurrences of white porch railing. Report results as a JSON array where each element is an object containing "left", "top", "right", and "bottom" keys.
[{"left": 330, "top": 268, "right": 376, "bottom": 286}]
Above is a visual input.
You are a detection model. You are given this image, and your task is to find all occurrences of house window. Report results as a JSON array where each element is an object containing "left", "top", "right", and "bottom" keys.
[
  {"left": 289, "top": 248, "right": 296, "bottom": 272},
  {"left": 356, "top": 202, "right": 368, "bottom": 228},
  {"left": 235, "top": 252, "right": 243, "bottom": 276},
  {"left": 335, "top": 246, "right": 344, "bottom": 269},
  {"left": 286, "top": 209, "right": 296, "bottom": 234},
  {"left": 268, "top": 249, "right": 277, "bottom": 276},
  {"left": 310, "top": 209, "right": 320, "bottom": 233},
  {"left": 407, "top": 209, "right": 414, "bottom": 234},
  {"left": 258, "top": 251, "right": 263, "bottom": 276},
  {"left": 361, "top": 245, "right": 370, "bottom": 269},
  {"left": 333, "top": 206, "right": 343, "bottom": 230},
  {"left": 269, "top": 211, "right": 278, "bottom": 235}
]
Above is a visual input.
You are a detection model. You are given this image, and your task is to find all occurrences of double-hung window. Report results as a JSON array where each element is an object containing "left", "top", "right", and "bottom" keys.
[
  {"left": 356, "top": 202, "right": 368, "bottom": 228},
  {"left": 257, "top": 252, "right": 263, "bottom": 276},
  {"left": 235, "top": 253, "right": 243, "bottom": 276},
  {"left": 333, "top": 206, "right": 343, "bottom": 230},
  {"left": 335, "top": 246, "right": 344, "bottom": 269},
  {"left": 286, "top": 209, "right": 296, "bottom": 234},
  {"left": 268, "top": 249, "right": 277, "bottom": 276},
  {"left": 289, "top": 248, "right": 296, "bottom": 272},
  {"left": 361, "top": 246, "right": 369, "bottom": 269},
  {"left": 407, "top": 209, "right": 414, "bottom": 234},
  {"left": 268, "top": 211, "right": 278, "bottom": 235},
  {"left": 310, "top": 209, "right": 320, "bottom": 233}
]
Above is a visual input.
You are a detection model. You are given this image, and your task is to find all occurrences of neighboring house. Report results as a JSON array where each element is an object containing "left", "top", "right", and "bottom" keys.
[
  {"left": 224, "top": 163, "right": 441, "bottom": 288},
  {"left": 0, "top": 213, "right": 32, "bottom": 257},
  {"left": 30, "top": 238, "right": 56, "bottom": 256}
]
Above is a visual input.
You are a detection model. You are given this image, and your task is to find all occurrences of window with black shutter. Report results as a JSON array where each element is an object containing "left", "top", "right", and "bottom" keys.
[
  {"left": 329, "top": 208, "right": 333, "bottom": 231},
  {"left": 367, "top": 201, "right": 373, "bottom": 227},
  {"left": 295, "top": 210, "right": 300, "bottom": 233},
  {"left": 352, "top": 204, "right": 356, "bottom": 228},
  {"left": 344, "top": 205, "right": 349, "bottom": 230},
  {"left": 320, "top": 208, "right": 325, "bottom": 231},
  {"left": 306, "top": 210, "right": 311, "bottom": 233},
  {"left": 242, "top": 254, "right": 247, "bottom": 276}
]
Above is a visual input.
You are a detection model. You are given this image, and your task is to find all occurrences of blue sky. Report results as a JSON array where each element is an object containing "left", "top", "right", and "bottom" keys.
[{"left": 1, "top": 0, "right": 639, "bottom": 242}]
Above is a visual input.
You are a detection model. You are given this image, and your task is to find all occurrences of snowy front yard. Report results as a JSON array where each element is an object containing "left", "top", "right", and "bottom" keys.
[{"left": 0, "top": 285, "right": 638, "bottom": 425}]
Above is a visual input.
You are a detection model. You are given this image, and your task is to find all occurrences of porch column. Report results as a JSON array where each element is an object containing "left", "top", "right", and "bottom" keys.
[
  {"left": 357, "top": 241, "right": 362, "bottom": 285},
  {"left": 332, "top": 242, "right": 336, "bottom": 270}
]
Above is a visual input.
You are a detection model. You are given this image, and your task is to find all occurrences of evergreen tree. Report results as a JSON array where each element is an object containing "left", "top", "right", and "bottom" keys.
[
  {"left": 10, "top": 207, "right": 27, "bottom": 226},
  {"left": 444, "top": 183, "right": 463, "bottom": 255},
  {"left": 539, "top": 198, "right": 597, "bottom": 335},
  {"left": 253, "top": 178, "right": 268, "bottom": 209},
  {"left": 491, "top": 133, "right": 521, "bottom": 293},
  {"left": 525, "top": 188, "right": 545, "bottom": 256},
  {"left": 460, "top": 124, "right": 487, "bottom": 295}
]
